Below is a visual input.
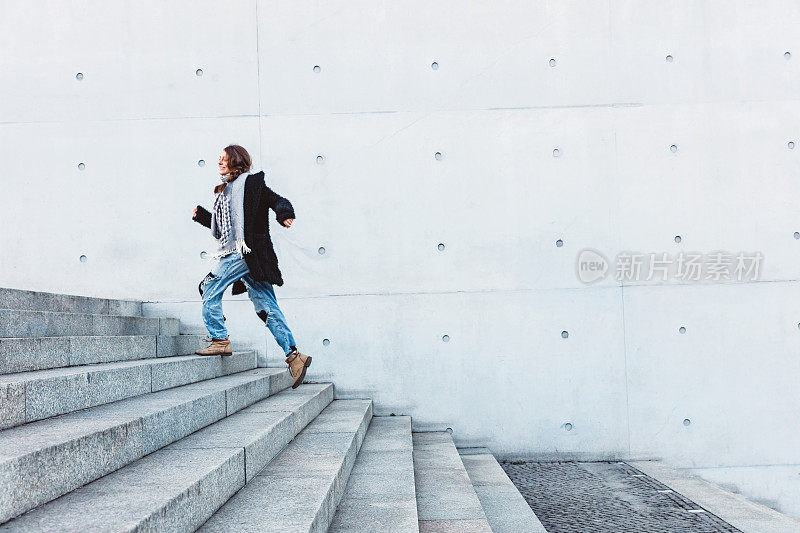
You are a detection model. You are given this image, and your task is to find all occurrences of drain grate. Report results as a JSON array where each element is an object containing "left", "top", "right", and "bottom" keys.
[{"left": 500, "top": 461, "right": 742, "bottom": 532}]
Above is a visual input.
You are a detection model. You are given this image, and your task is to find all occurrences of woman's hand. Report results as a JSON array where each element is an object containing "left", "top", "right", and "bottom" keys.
[
  {"left": 282, "top": 218, "right": 294, "bottom": 228},
  {"left": 192, "top": 205, "right": 212, "bottom": 228}
]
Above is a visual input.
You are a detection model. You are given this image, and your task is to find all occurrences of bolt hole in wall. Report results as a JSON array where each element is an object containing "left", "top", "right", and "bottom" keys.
[
  {"left": 77, "top": 162, "right": 85, "bottom": 170},
  {"left": 674, "top": 235, "right": 682, "bottom": 243},
  {"left": 441, "top": 335, "right": 449, "bottom": 342},
  {"left": 79, "top": 255, "right": 87, "bottom": 263},
  {"left": 437, "top": 243, "right": 445, "bottom": 251},
  {"left": 556, "top": 239, "right": 563, "bottom": 247},
  {"left": 561, "top": 330, "right": 569, "bottom": 338},
  {"left": 679, "top": 326, "right": 686, "bottom": 334},
  {"left": 195, "top": 68, "right": 203, "bottom": 76},
  {"left": 322, "top": 338, "right": 330, "bottom": 347}
]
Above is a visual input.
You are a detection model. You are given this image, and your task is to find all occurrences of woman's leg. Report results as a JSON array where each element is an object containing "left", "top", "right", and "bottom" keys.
[
  {"left": 240, "top": 275, "right": 297, "bottom": 356},
  {"left": 200, "top": 253, "right": 251, "bottom": 339}
]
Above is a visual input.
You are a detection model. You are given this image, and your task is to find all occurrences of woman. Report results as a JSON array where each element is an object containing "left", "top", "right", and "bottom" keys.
[{"left": 191, "top": 144, "right": 311, "bottom": 389}]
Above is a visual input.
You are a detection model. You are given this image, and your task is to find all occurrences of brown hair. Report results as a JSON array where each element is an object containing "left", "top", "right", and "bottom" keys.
[{"left": 214, "top": 144, "right": 252, "bottom": 194}]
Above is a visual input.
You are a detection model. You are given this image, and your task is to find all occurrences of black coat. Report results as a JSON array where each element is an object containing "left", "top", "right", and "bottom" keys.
[{"left": 193, "top": 171, "right": 295, "bottom": 293}]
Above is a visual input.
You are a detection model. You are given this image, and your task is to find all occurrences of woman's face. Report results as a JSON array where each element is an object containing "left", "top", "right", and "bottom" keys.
[{"left": 218, "top": 151, "right": 230, "bottom": 175}]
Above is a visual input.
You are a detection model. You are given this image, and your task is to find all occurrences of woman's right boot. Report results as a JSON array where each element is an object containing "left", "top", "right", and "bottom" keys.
[{"left": 285, "top": 349, "right": 312, "bottom": 389}]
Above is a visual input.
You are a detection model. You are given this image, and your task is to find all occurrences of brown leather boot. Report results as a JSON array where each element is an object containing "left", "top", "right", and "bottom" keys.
[
  {"left": 195, "top": 336, "right": 232, "bottom": 356},
  {"left": 285, "top": 349, "right": 312, "bottom": 389}
]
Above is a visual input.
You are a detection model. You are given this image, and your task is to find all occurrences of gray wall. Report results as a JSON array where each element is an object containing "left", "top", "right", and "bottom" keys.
[{"left": 2, "top": 0, "right": 799, "bottom": 519}]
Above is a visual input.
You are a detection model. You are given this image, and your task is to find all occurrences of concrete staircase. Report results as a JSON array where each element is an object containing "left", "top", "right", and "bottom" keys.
[{"left": 0, "top": 288, "right": 537, "bottom": 532}]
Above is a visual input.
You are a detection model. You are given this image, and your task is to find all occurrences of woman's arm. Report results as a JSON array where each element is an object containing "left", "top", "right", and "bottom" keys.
[
  {"left": 192, "top": 205, "right": 212, "bottom": 228},
  {"left": 264, "top": 186, "right": 295, "bottom": 227}
]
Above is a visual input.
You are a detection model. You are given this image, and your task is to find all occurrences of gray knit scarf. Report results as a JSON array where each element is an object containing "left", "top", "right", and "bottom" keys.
[{"left": 210, "top": 173, "right": 251, "bottom": 259}]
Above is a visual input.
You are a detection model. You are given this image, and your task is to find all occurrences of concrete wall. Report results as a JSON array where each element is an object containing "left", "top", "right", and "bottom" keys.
[{"left": 2, "top": 0, "right": 799, "bottom": 519}]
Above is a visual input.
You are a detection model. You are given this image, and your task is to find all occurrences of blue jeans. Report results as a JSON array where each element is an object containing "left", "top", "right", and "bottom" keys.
[{"left": 200, "top": 252, "right": 296, "bottom": 356}]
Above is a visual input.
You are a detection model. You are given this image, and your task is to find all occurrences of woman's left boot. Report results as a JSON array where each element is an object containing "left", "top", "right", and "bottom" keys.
[
  {"left": 195, "top": 336, "right": 232, "bottom": 356},
  {"left": 285, "top": 349, "right": 312, "bottom": 389}
]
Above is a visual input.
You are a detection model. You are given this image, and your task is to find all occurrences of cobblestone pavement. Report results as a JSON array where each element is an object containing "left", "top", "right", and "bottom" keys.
[{"left": 500, "top": 461, "right": 742, "bottom": 532}]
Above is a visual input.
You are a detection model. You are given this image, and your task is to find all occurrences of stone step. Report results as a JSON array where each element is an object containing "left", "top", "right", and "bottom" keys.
[
  {"left": 0, "top": 309, "right": 179, "bottom": 338},
  {"left": 412, "top": 432, "right": 491, "bottom": 532},
  {"left": 0, "top": 288, "right": 142, "bottom": 317},
  {"left": 0, "top": 351, "right": 258, "bottom": 430},
  {"left": 0, "top": 333, "right": 206, "bottom": 374},
  {"left": 0, "top": 384, "right": 334, "bottom": 532},
  {"left": 329, "top": 416, "right": 419, "bottom": 533},
  {"left": 0, "top": 368, "right": 292, "bottom": 524},
  {"left": 459, "top": 448, "right": 547, "bottom": 533},
  {"left": 198, "top": 399, "right": 373, "bottom": 532}
]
